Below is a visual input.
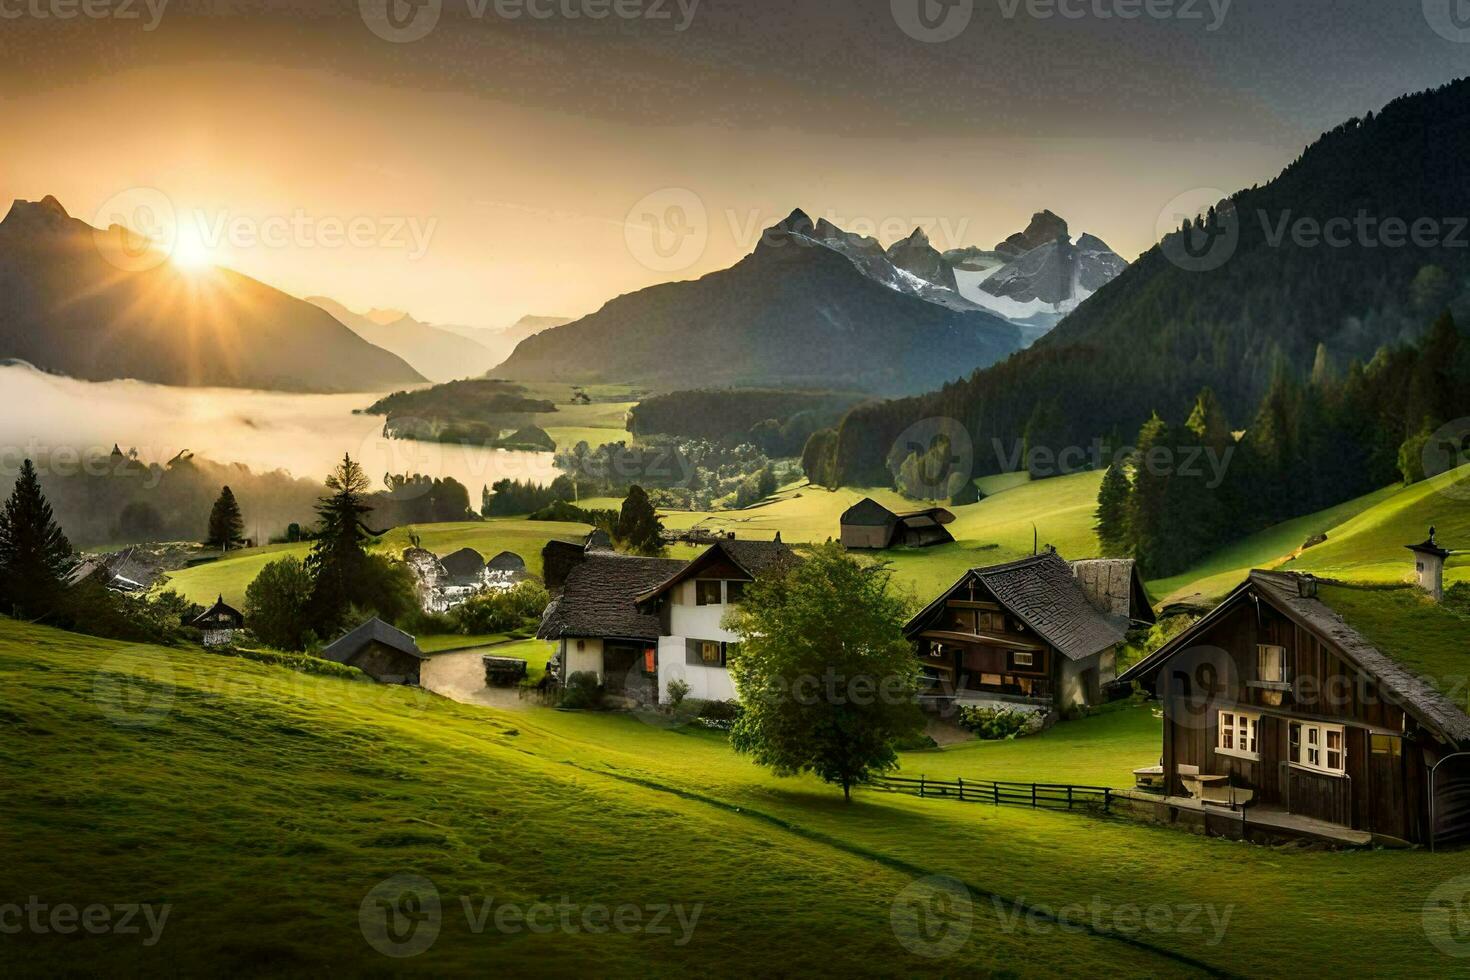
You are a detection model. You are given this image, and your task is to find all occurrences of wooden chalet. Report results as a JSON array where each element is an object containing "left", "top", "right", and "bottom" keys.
[
  {"left": 1120, "top": 554, "right": 1470, "bottom": 847},
  {"left": 905, "top": 552, "right": 1154, "bottom": 714},
  {"left": 840, "top": 498, "right": 956, "bottom": 550},
  {"left": 190, "top": 595, "right": 245, "bottom": 647},
  {"left": 320, "top": 618, "right": 427, "bottom": 686}
]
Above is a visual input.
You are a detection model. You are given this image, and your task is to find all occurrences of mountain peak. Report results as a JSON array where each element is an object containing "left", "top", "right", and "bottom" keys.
[
  {"left": 770, "top": 208, "right": 814, "bottom": 236},
  {"left": 2, "top": 195, "right": 73, "bottom": 232}
]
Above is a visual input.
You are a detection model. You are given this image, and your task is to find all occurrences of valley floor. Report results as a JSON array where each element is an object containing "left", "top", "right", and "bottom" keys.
[{"left": 5, "top": 620, "right": 1470, "bottom": 977}]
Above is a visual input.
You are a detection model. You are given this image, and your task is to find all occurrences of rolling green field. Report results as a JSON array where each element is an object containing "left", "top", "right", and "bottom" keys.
[
  {"left": 6, "top": 618, "right": 1470, "bottom": 977},
  {"left": 165, "top": 520, "right": 589, "bottom": 609},
  {"left": 1153, "top": 463, "right": 1470, "bottom": 606}
]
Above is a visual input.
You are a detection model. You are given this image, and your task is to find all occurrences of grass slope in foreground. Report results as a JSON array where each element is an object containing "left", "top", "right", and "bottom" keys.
[{"left": 7, "top": 619, "right": 1470, "bottom": 977}]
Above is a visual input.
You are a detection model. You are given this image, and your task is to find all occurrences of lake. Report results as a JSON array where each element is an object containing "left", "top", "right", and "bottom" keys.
[{"left": 0, "top": 364, "right": 558, "bottom": 492}]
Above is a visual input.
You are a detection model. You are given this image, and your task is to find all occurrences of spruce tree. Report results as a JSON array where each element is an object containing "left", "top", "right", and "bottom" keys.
[
  {"left": 1094, "top": 457, "right": 1132, "bottom": 557},
  {"left": 206, "top": 486, "right": 245, "bottom": 550},
  {"left": 306, "top": 454, "right": 375, "bottom": 636},
  {"left": 616, "top": 485, "right": 664, "bottom": 555},
  {"left": 0, "top": 459, "right": 76, "bottom": 619}
]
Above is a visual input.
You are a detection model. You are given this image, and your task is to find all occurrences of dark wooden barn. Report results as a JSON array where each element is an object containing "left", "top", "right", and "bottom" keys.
[
  {"left": 839, "top": 497, "right": 956, "bottom": 550},
  {"left": 320, "top": 618, "right": 427, "bottom": 686}
]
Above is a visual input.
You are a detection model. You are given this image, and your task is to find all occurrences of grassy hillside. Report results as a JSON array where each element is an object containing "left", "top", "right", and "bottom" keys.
[
  {"left": 165, "top": 520, "right": 590, "bottom": 608},
  {"left": 6, "top": 618, "right": 1470, "bottom": 976},
  {"left": 1153, "top": 463, "right": 1470, "bottom": 606}
]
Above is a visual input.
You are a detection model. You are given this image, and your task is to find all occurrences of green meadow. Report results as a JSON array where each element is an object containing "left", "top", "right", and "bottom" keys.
[{"left": 6, "top": 619, "right": 1470, "bottom": 976}]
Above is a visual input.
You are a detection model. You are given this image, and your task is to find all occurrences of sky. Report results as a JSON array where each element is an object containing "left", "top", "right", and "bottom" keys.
[{"left": 3, "top": 0, "right": 1468, "bottom": 326}]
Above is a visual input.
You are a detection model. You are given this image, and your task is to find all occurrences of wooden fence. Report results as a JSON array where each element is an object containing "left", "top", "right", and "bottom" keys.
[{"left": 871, "top": 774, "right": 1114, "bottom": 814}]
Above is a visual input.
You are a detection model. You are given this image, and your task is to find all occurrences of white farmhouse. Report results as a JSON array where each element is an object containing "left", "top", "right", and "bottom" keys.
[{"left": 536, "top": 538, "right": 797, "bottom": 705}]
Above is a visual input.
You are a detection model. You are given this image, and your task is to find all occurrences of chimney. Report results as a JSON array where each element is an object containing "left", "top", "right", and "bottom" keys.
[
  {"left": 1406, "top": 526, "right": 1450, "bottom": 601},
  {"left": 1296, "top": 573, "right": 1318, "bottom": 599}
]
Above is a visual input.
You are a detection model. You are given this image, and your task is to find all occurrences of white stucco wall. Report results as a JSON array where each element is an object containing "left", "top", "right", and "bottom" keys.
[
  {"left": 562, "top": 637, "right": 604, "bottom": 681},
  {"left": 657, "top": 580, "right": 740, "bottom": 704}
]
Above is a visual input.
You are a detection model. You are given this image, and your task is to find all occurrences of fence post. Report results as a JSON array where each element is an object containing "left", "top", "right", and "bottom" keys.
[
  {"left": 1104, "top": 788, "right": 1111, "bottom": 814},
  {"left": 958, "top": 777, "right": 964, "bottom": 802},
  {"left": 993, "top": 782, "right": 999, "bottom": 806},
  {"left": 1067, "top": 785, "right": 1073, "bottom": 810},
  {"left": 1032, "top": 783, "right": 1037, "bottom": 808},
  {"left": 920, "top": 775, "right": 925, "bottom": 799}
]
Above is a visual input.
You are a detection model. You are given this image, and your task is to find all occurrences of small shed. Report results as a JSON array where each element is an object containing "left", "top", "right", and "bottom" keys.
[
  {"left": 840, "top": 497, "right": 956, "bottom": 550},
  {"left": 319, "top": 618, "right": 427, "bottom": 685},
  {"left": 191, "top": 595, "right": 245, "bottom": 647}
]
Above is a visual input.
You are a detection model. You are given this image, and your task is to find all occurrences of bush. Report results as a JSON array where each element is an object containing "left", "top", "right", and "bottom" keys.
[
  {"left": 955, "top": 705, "right": 1044, "bottom": 740},
  {"left": 892, "top": 732, "right": 939, "bottom": 751},
  {"left": 244, "top": 557, "right": 314, "bottom": 651},
  {"left": 559, "top": 671, "right": 603, "bottom": 710},
  {"left": 689, "top": 698, "right": 741, "bottom": 730},
  {"left": 665, "top": 678, "right": 691, "bottom": 710},
  {"left": 453, "top": 581, "right": 551, "bottom": 634}
]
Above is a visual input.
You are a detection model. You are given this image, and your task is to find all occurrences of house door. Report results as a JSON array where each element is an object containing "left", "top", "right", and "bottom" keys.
[
  {"left": 1368, "top": 734, "right": 1408, "bottom": 840},
  {"left": 603, "top": 643, "right": 656, "bottom": 703}
]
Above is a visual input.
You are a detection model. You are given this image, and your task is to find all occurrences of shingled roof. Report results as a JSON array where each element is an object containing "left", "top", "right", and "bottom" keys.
[
  {"left": 635, "top": 538, "right": 799, "bottom": 605},
  {"left": 537, "top": 554, "right": 686, "bottom": 642},
  {"left": 321, "top": 618, "right": 426, "bottom": 663},
  {"left": 906, "top": 552, "right": 1126, "bottom": 662}
]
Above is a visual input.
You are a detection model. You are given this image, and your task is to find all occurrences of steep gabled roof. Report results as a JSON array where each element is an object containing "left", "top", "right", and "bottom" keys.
[
  {"left": 537, "top": 554, "right": 685, "bottom": 642},
  {"left": 190, "top": 594, "right": 244, "bottom": 628},
  {"left": 321, "top": 618, "right": 426, "bottom": 662},
  {"left": 635, "top": 539, "right": 799, "bottom": 605},
  {"left": 841, "top": 497, "right": 898, "bottom": 526},
  {"left": 1118, "top": 571, "right": 1470, "bottom": 746},
  {"left": 906, "top": 552, "right": 1126, "bottom": 662}
]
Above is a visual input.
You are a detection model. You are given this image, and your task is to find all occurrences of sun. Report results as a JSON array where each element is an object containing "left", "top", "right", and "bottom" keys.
[{"left": 171, "top": 221, "right": 215, "bottom": 270}]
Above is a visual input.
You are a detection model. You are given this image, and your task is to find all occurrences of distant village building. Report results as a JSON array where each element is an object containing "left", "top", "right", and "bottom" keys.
[
  {"left": 402, "top": 546, "right": 529, "bottom": 613},
  {"left": 190, "top": 595, "right": 245, "bottom": 647},
  {"left": 1120, "top": 536, "right": 1470, "bottom": 847},
  {"left": 68, "top": 547, "right": 162, "bottom": 594},
  {"left": 320, "top": 618, "right": 427, "bottom": 685},
  {"left": 537, "top": 537, "right": 797, "bottom": 705},
  {"left": 904, "top": 552, "right": 1154, "bottom": 717},
  {"left": 839, "top": 498, "right": 955, "bottom": 550}
]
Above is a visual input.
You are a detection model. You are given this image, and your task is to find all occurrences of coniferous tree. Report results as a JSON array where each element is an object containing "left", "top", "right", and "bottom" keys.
[
  {"left": 616, "top": 485, "right": 664, "bottom": 555},
  {"left": 0, "top": 459, "right": 76, "bottom": 619},
  {"left": 306, "top": 454, "right": 375, "bottom": 636},
  {"left": 1094, "top": 457, "right": 1132, "bottom": 557},
  {"left": 205, "top": 486, "right": 245, "bottom": 550}
]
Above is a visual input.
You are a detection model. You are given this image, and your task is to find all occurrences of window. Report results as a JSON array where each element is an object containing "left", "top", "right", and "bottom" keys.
[
  {"left": 725, "top": 580, "right": 746, "bottom": 604},
  {"left": 695, "top": 580, "right": 723, "bottom": 606},
  {"left": 1289, "top": 721, "right": 1346, "bottom": 775},
  {"left": 1257, "top": 644, "right": 1286, "bottom": 683},
  {"left": 978, "top": 611, "right": 1007, "bottom": 633},
  {"left": 1012, "top": 651, "right": 1035, "bottom": 668},
  {"left": 1217, "top": 710, "right": 1259, "bottom": 759},
  {"left": 685, "top": 639, "right": 728, "bottom": 668},
  {"left": 1371, "top": 734, "right": 1402, "bottom": 758}
]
